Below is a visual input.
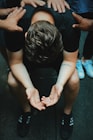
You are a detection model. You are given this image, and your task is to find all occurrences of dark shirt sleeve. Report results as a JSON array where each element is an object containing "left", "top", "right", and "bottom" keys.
[
  {"left": 59, "top": 9, "right": 80, "bottom": 52},
  {"left": 5, "top": 31, "right": 25, "bottom": 52},
  {"left": 40, "top": 7, "right": 80, "bottom": 52},
  {"left": 4, "top": 0, "right": 31, "bottom": 52}
]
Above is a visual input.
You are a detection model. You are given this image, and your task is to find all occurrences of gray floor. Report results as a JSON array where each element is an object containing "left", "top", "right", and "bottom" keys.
[{"left": 0, "top": 32, "right": 93, "bottom": 140}]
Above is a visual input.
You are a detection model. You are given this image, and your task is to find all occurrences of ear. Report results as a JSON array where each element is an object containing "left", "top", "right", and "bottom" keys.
[{"left": 25, "top": 32, "right": 27, "bottom": 38}]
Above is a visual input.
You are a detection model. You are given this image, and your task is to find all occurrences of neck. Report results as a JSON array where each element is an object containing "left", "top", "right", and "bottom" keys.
[{"left": 31, "top": 10, "right": 55, "bottom": 25}]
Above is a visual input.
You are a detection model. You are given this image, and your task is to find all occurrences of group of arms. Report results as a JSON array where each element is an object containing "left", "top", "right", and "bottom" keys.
[{"left": 0, "top": 0, "right": 92, "bottom": 32}]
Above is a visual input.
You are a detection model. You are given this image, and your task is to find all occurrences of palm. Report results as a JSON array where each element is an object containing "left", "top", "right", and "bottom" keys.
[
  {"left": 41, "top": 84, "right": 63, "bottom": 107},
  {"left": 26, "top": 88, "right": 45, "bottom": 110}
]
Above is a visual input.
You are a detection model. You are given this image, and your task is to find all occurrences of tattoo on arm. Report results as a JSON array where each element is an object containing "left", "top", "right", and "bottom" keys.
[{"left": 62, "top": 63, "right": 72, "bottom": 67}]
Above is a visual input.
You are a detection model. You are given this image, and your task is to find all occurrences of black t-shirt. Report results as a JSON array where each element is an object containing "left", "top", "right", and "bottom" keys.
[{"left": 5, "top": 5, "right": 80, "bottom": 53}]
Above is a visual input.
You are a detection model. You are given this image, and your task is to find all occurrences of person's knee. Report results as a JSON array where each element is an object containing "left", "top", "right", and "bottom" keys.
[
  {"left": 8, "top": 72, "right": 18, "bottom": 88},
  {"left": 68, "top": 70, "right": 80, "bottom": 91}
]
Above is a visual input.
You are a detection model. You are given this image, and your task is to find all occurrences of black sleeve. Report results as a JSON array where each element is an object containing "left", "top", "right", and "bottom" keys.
[
  {"left": 5, "top": 30, "right": 25, "bottom": 52},
  {"left": 5, "top": 0, "right": 20, "bottom": 8},
  {"left": 4, "top": 0, "right": 25, "bottom": 52},
  {"left": 41, "top": 8, "right": 80, "bottom": 52},
  {"left": 60, "top": 10, "right": 80, "bottom": 52}
]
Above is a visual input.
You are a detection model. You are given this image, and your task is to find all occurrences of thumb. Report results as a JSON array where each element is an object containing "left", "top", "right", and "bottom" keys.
[
  {"left": 20, "top": 1, "right": 25, "bottom": 7},
  {"left": 26, "top": 90, "right": 31, "bottom": 99},
  {"left": 72, "top": 24, "right": 79, "bottom": 29},
  {"left": 16, "top": 26, "right": 23, "bottom": 31}
]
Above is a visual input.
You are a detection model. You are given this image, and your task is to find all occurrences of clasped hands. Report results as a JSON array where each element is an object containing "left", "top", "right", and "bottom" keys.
[{"left": 26, "top": 84, "right": 63, "bottom": 111}]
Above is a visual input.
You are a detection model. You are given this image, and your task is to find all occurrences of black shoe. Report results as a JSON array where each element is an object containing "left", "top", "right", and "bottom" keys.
[
  {"left": 60, "top": 113, "right": 74, "bottom": 140},
  {"left": 17, "top": 112, "right": 31, "bottom": 137}
]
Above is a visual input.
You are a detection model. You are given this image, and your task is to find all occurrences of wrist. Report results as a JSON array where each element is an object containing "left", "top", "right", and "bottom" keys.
[
  {"left": 25, "top": 84, "right": 34, "bottom": 89},
  {"left": 56, "top": 80, "right": 64, "bottom": 89},
  {"left": 0, "top": 19, "right": 7, "bottom": 29},
  {"left": 53, "top": 84, "right": 63, "bottom": 96},
  {"left": 90, "top": 20, "right": 93, "bottom": 31}
]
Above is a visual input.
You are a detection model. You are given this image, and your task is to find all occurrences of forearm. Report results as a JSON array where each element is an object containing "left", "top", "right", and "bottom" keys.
[
  {"left": 56, "top": 61, "right": 76, "bottom": 87},
  {"left": 10, "top": 63, "right": 34, "bottom": 89},
  {"left": 0, "top": 19, "right": 7, "bottom": 29},
  {"left": 0, "top": 9, "right": 7, "bottom": 16}
]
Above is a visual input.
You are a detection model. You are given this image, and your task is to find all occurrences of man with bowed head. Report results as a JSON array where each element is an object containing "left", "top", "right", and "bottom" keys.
[{"left": 5, "top": 0, "right": 79, "bottom": 139}]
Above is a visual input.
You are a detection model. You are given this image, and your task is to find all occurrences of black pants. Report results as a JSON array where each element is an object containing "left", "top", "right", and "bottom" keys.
[{"left": 80, "top": 12, "right": 93, "bottom": 59}]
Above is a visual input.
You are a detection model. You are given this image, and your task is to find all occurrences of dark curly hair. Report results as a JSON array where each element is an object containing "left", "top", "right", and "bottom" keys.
[{"left": 25, "top": 21, "right": 63, "bottom": 64}]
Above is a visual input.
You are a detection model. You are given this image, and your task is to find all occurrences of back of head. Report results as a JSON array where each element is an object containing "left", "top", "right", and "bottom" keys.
[{"left": 25, "top": 21, "right": 63, "bottom": 64}]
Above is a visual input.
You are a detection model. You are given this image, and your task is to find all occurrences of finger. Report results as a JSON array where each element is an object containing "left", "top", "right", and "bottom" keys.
[
  {"left": 31, "top": 1, "right": 45, "bottom": 7},
  {"left": 56, "top": 5, "right": 63, "bottom": 13},
  {"left": 10, "top": 7, "right": 19, "bottom": 14},
  {"left": 64, "top": 1, "right": 70, "bottom": 9},
  {"left": 72, "top": 24, "right": 79, "bottom": 29},
  {"left": 40, "top": 105, "right": 46, "bottom": 110},
  {"left": 41, "top": 96, "right": 46, "bottom": 100},
  {"left": 10, "top": 7, "right": 18, "bottom": 11},
  {"left": 9, "top": 7, "right": 26, "bottom": 20},
  {"left": 26, "top": 91, "right": 31, "bottom": 99},
  {"left": 16, "top": 8, "right": 26, "bottom": 20},
  {"left": 38, "top": 107, "right": 46, "bottom": 111},
  {"left": 36, "top": 0, "right": 45, "bottom": 6},
  {"left": 16, "top": 26, "right": 23, "bottom": 31},
  {"left": 41, "top": 98, "right": 51, "bottom": 107},
  {"left": 59, "top": 3, "right": 65, "bottom": 13},
  {"left": 47, "top": 1, "right": 52, "bottom": 8},
  {"left": 36, "top": 103, "right": 46, "bottom": 111},
  {"left": 44, "top": 102, "right": 52, "bottom": 107},
  {"left": 51, "top": 3, "right": 58, "bottom": 11},
  {"left": 7, "top": 7, "right": 18, "bottom": 17},
  {"left": 7, "top": 7, "right": 18, "bottom": 14},
  {"left": 20, "top": 1, "right": 25, "bottom": 7},
  {"left": 8, "top": 8, "right": 20, "bottom": 17},
  {"left": 13, "top": 7, "right": 25, "bottom": 15},
  {"left": 72, "top": 12, "right": 83, "bottom": 23},
  {"left": 31, "top": 1, "right": 37, "bottom": 7}
]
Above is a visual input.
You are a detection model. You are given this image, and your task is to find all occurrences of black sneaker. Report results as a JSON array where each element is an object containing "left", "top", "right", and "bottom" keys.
[
  {"left": 60, "top": 113, "right": 74, "bottom": 140},
  {"left": 17, "top": 112, "right": 31, "bottom": 137}
]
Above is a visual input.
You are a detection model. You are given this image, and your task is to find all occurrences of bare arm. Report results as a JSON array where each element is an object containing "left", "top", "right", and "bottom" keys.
[
  {"left": 72, "top": 12, "right": 93, "bottom": 31},
  {"left": 56, "top": 50, "right": 78, "bottom": 87},
  {"left": 7, "top": 49, "right": 45, "bottom": 110},
  {"left": 0, "top": 7, "right": 26, "bottom": 31},
  {"left": 7, "top": 49, "right": 34, "bottom": 89},
  {"left": 41, "top": 49, "right": 78, "bottom": 106}
]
